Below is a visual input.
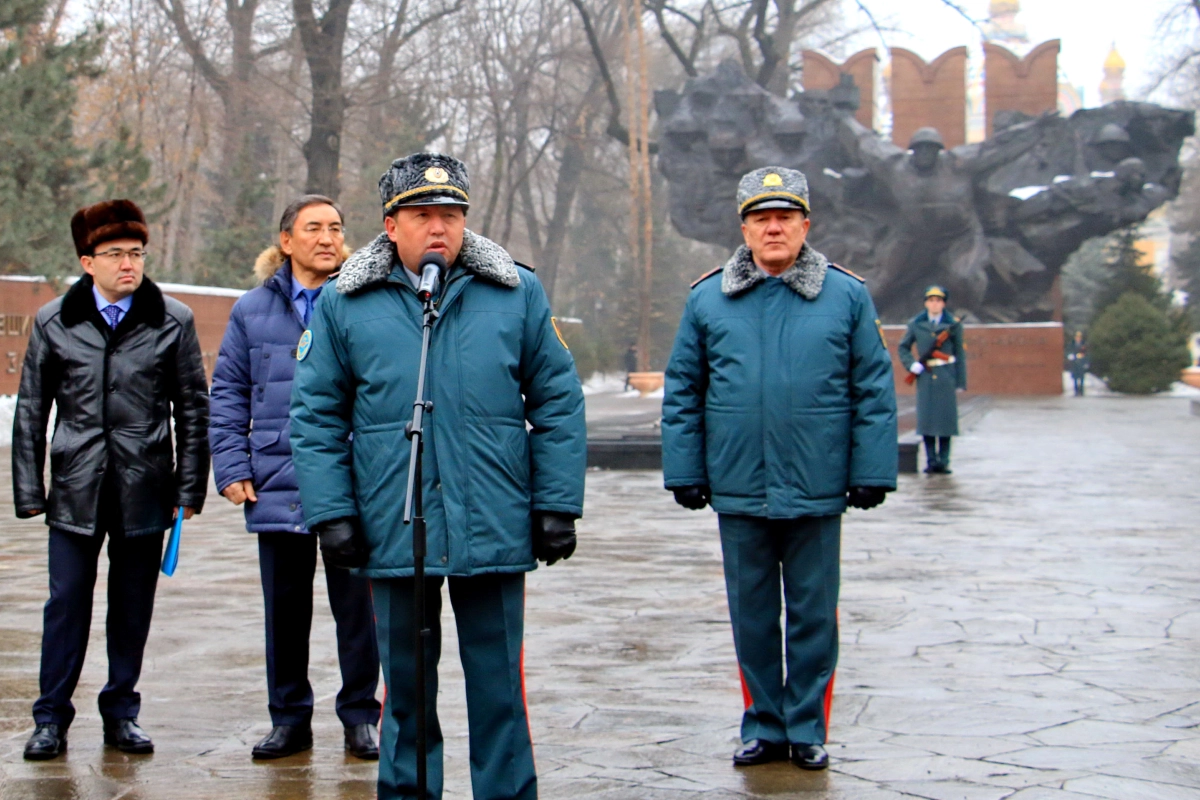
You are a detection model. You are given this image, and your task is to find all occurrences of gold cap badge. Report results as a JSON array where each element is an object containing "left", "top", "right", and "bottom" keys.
[
  {"left": 425, "top": 167, "right": 449, "bottom": 184},
  {"left": 763, "top": 173, "right": 784, "bottom": 187}
]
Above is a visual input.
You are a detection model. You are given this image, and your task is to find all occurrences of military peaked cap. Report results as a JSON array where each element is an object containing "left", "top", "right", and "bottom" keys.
[
  {"left": 737, "top": 166, "right": 810, "bottom": 217},
  {"left": 924, "top": 285, "right": 947, "bottom": 299},
  {"left": 379, "top": 153, "right": 470, "bottom": 217}
]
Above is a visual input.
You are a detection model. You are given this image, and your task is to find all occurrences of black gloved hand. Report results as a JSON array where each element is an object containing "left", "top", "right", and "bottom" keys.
[
  {"left": 672, "top": 485, "right": 711, "bottom": 510},
  {"left": 313, "top": 517, "right": 370, "bottom": 569},
  {"left": 847, "top": 486, "right": 888, "bottom": 510},
  {"left": 532, "top": 511, "right": 577, "bottom": 566}
]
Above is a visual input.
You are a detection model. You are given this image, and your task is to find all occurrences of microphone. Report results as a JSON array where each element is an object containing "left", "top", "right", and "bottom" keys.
[{"left": 416, "top": 252, "right": 447, "bottom": 302}]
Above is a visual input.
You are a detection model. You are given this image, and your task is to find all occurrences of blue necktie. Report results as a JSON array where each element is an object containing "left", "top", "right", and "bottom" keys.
[
  {"left": 101, "top": 305, "right": 122, "bottom": 329},
  {"left": 300, "top": 287, "right": 322, "bottom": 327}
]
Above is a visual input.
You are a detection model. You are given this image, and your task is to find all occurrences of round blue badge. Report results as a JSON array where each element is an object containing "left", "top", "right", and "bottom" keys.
[{"left": 297, "top": 329, "right": 313, "bottom": 361}]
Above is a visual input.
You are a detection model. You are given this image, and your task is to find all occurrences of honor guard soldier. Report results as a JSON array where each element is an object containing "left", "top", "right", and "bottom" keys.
[
  {"left": 209, "top": 195, "right": 381, "bottom": 760},
  {"left": 662, "top": 167, "right": 898, "bottom": 771},
  {"left": 898, "top": 286, "right": 967, "bottom": 473},
  {"left": 1066, "top": 330, "right": 1089, "bottom": 397},
  {"left": 289, "top": 153, "right": 587, "bottom": 800},
  {"left": 13, "top": 200, "right": 210, "bottom": 759}
]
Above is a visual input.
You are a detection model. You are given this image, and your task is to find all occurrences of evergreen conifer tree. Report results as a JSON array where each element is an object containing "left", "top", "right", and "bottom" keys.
[{"left": 0, "top": 0, "right": 100, "bottom": 275}]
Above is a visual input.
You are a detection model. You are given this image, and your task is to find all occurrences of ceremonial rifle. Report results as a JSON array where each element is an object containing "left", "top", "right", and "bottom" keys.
[{"left": 905, "top": 327, "right": 952, "bottom": 385}]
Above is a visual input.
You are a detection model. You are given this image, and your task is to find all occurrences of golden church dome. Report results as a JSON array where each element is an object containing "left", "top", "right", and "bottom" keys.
[{"left": 1104, "top": 43, "right": 1126, "bottom": 72}]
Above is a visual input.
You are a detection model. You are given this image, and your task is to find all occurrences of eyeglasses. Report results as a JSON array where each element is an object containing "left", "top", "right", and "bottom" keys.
[{"left": 93, "top": 248, "right": 146, "bottom": 264}]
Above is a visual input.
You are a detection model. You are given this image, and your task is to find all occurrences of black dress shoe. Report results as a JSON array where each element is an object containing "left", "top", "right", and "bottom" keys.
[
  {"left": 24, "top": 723, "right": 67, "bottom": 760},
  {"left": 103, "top": 718, "right": 154, "bottom": 754},
  {"left": 733, "top": 739, "right": 789, "bottom": 766},
  {"left": 344, "top": 723, "right": 379, "bottom": 760},
  {"left": 790, "top": 743, "right": 829, "bottom": 770},
  {"left": 252, "top": 725, "right": 313, "bottom": 759}
]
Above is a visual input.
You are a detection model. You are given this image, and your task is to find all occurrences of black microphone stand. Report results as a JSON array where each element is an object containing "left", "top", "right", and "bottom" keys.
[{"left": 404, "top": 286, "right": 438, "bottom": 799}]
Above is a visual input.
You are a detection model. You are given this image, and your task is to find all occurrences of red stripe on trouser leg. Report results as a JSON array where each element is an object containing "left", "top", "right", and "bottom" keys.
[
  {"left": 370, "top": 580, "right": 385, "bottom": 728},
  {"left": 822, "top": 671, "right": 836, "bottom": 733},
  {"left": 738, "top": 666, "right": 753, "bottom": 710}
]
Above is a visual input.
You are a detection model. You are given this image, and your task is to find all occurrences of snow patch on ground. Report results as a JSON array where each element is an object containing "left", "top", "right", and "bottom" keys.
[
  {"left": 0, "top": 395, "right": 15, "bottom": 446},
  {"left": 1062, "top": 372, "right": 1200, "bottom": 398},
  {"left": 582, "top": 373, "right": 631, "bottom": 396}
]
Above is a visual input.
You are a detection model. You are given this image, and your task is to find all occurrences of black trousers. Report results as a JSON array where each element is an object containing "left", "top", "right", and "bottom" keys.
[
  {"left": 34, "top": 526, "right": 164, "bottom": 728},
  {"left": 258, "top": 532, "right": 381, "bottom": 727}
]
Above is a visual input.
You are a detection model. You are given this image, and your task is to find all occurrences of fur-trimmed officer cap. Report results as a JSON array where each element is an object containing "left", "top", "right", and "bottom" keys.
[
  {"left": 737, "top": 166, "right": 810, "bottom": 218},
  {"left": 379, "top": 152, "right": 470, "bottom": 218},
  {"left": 70, "top": 199, "right": 148, "bottom": 257}
]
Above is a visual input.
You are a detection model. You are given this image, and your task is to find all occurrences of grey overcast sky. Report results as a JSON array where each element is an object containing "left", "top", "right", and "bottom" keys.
[{"left": 843, "top": 0, "right": 1184, "bottom": 108}]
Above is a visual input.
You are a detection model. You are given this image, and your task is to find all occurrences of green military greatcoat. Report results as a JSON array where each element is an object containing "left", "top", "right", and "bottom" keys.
[{"left": 898, "top": 311, "right": 966, "bottom": 437}]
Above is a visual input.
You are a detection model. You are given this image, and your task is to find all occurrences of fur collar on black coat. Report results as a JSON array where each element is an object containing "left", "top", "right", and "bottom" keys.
[{"left": 61, "top": 273, "right": 166, "bottom": 333}]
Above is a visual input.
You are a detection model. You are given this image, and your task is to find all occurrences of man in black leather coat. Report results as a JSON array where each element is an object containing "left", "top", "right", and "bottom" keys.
[{"left": 11, "top": 199, "right": 210, "bottom": 760}]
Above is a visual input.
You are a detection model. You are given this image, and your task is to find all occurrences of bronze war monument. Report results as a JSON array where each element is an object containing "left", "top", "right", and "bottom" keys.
[{"left": 655, "top": 61, "right": 1193, "bottom": 322}]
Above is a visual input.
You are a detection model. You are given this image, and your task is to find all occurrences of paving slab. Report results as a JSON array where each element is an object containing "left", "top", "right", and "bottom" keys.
[{"left": 0, "top": 393, "right": 1198, "bottom": 798}]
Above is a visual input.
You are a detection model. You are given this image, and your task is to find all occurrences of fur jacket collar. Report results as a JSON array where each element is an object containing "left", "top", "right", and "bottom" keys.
[
  {"left": 335, "top": 230, "right": 519, "bottom": 295},
  {"left": 253, "top": 243, "right": 353, "bottom": 283},
  {"left": 720, "top": 242, "right": 828, "bottom": 299}
]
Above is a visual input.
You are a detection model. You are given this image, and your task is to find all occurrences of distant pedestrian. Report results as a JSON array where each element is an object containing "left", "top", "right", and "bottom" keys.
[
  {"left": 1066, "top": 330, "right": 1089, "bottom": 397},
  {"left": 623, "top": 343, "right": 638, "bottom": 390},
  {"left": 208, "top": 195, "right": 381, "bottom": 761},
  {"left": 898, "top": 286, "right": 967, "bottom": 473},
  {"left": 13, "top": 199, "right": 210, "bottom": 760},
  {"left": 662, "top": 167, "right": 898, "bottom": 772}
]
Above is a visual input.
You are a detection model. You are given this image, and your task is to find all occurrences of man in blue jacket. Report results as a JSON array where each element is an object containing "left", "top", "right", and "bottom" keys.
[
  {"left": 662, "top": 167, "right": 897, "bottom": 771},
  {"left": 290, "top": 153, "right": 586, "bottom": 800},
  {"left": 209, "top": 195, "right": 381, "bottom": 760}
]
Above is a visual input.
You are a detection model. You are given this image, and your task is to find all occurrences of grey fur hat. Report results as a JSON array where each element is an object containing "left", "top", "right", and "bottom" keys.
[
  {"left": 379, "top": 153, "right": 470, "bottom": 217},
  {"left": 737, "top": 166, "right": 810, "bottom": 218}
]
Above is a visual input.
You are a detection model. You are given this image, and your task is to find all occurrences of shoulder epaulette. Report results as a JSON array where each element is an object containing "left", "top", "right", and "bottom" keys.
[
  {"left": 828, "top": 263, "right": 865, "bottom": 282},
  {"left": 325, "top": 270, "right": 341, "bottom": 283},
  {"left": 690, "top": 267, "right": 722, "bottom": 288},
  {"left": 514, "top": 260, "right": 536, "bottom": 273}
]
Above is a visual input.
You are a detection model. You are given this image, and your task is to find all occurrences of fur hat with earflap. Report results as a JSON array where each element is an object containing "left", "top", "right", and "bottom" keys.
[{"left": 70, "top": 199, "right": 148, "bottom": 257}]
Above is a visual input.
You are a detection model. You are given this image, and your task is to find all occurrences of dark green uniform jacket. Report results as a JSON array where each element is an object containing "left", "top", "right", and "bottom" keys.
[
  {"left": 897, "top": 311, "right": 966, "bottom": 437},
  {"left": 662, "top": 244, "right": 898, "bottom": 518},
  {"left": 289, "top": 231, "right": 587, "bottom": 579}
]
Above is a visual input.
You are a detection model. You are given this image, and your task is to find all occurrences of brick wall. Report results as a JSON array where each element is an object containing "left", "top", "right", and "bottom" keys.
[
  {"left": 801, "top": 48, "right": 878, "bottom": 129},
  {"left": 883, "top": 322, "right": 1064, "bottom": 396},
  {"left": 984, "top": 40, "right": 1060, "bottom": 137},
  {"left": 889, "top": 46, "right": 968, "bottom": 150}
]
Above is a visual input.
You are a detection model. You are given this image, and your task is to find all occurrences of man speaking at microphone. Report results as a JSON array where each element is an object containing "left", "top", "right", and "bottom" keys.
[{"left": 290, "top": 153, "right": 586, "bottom": 800}]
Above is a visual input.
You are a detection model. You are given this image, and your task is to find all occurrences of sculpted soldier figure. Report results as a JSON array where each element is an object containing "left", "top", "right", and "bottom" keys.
[
  {"left": 662, "top": 167, "right": 898, "bottom": 771},
  {"left": 13, "top": 200, "right": 210, "bottom": 759},
  {"left": 289, "top": 153, "right": 587, "bottom": 800},
  {"left": 209, "top": 195, "right": 381, "bottom": 760},
  {"left": 898, "top": 286, "right": 967, "bottom": 473}
]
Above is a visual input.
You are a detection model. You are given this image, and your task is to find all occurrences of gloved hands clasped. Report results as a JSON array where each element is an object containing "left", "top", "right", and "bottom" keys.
[
  {"left": 672, "top": 485, "right": 711, "bottom": 510},
  {"left": 846, "top": 486, "right": 889, "bottom": 510},
  {"left": 532, "top": 511, "right": 577, "bottom": 566},
  {"left": 313, "top": 517, "right": 370, "bottom": 569}
]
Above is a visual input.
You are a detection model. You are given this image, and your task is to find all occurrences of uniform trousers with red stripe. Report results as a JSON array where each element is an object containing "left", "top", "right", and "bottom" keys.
[
  {"left": 718, "top": 514, "right": 840, "bottom": 747},
  {"left": 371, "top": 573, "right": 535, "bottom": 800}
]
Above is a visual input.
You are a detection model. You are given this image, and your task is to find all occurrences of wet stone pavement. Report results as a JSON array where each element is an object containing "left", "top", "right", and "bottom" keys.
[{"left": 1, "top": 393, "right": 1199, "bottom": 799}]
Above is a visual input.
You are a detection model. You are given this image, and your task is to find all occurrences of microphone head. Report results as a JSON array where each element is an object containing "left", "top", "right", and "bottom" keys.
[{"left": 419, "top": 252, "right": 448, "bottom": 271}]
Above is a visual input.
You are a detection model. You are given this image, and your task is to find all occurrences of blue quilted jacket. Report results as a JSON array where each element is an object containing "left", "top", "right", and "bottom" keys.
[{"left": 209, "top": 256, "right": 312, "bottom": 533}]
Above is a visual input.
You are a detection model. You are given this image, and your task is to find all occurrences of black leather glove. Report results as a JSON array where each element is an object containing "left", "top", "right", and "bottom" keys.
[
  {"left": 313, "top": 517, "right": 370, "bottom": 569},
  {"left": 672, "top": 485, "right": 711, "bottom": 510},
  {"left": 532, "top": 512, "right": 577, "bottom": 566},
  {"left": 847, "top": 486, "right": 889, "bottom": 510}
]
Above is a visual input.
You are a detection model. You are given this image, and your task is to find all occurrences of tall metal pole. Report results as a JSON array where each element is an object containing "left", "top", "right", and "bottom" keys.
[{"left": 404, "top": 298, "right": 437, "bottom": 800}]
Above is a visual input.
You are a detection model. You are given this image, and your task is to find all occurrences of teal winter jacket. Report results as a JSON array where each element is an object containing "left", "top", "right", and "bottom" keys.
[
  {"left": 289, "top": 230, "right": 587, "bottom": 578},
  {"left": 662, "top": 243, "right": 898, "bottom": 518}
]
